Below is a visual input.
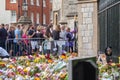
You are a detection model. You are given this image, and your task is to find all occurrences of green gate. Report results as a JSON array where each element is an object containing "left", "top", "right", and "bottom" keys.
[{"left": 98, "top": 0, "right": 120, "bottom": 56}]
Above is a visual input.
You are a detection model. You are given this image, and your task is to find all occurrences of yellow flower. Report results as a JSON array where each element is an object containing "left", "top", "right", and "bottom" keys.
[
  {"left": 119, "top": 57, "right": 120, "bottom": 59},
  {"left": 71, "top": 52, "right": 78, "bottom": 57},
  {"left": 34, "top": 77, "right": 40, "bottom": 80},
  {"left": 23, "top": 68, "right": 28, "bottom": 73},
  {"left": 20, "top": 56, "right": 25, "bottom": 60},
  {"left": 8, "top": 65, "right": 14, "bottom": 69},
  {"left": 61, "top": 55, "right": 66, "bottom": 59},
  {"left": 0, "top": 62, "right": 5, "bottom": 68},
  {"left": 0, "top": 62, "right": 6, "bottom": 66},
  {"left": 34, "top": 58, "right": 40, "bottom": 63},
  {"left": 41, "top": 55, "right": 45, "bottom": 59},
  {"left": 26, "top": 61, "right": 30, "bottom": 66},
  {"left": 111, "top": 63, "right": 116, "bottom": 66},
  {"left": 24, "top": 75, "right": 29, "bottom": 79},
  {"left": 119, "top": 57, "right": 120, "bottom": 63},
  {"left": 48, "top": 59, "right": 53, "bottom": 63},
  {"left": 60, "top": 73, "right": 67, "bottom": 79}
]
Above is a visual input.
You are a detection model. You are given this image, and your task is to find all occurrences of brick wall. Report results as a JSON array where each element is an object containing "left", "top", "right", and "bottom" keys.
[{"left": 5, "top": 0, "right": 52, "bottom": 25}]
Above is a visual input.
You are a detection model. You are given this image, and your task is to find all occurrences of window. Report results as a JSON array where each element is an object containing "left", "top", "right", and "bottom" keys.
[
  {"left": 10, "top": 0, "right": 16, "bottom": 3},
  {"left": 43, "top": 14, "right": 46, "bottom": 24},
  {"left": 22, "top": 0, "right": 28, "bottom": 11},
  {"left": 50, "top": 11, "right": 53, "bottom": 21},
  {"left": 36, "top": 13, "right": 39, "bottom": 24},
  {"left": 43, "top": 0, "right": 46, "bottom": 7},
  {"left": 11, "top": 11, "right": 16, "bottom": 16},
  {"left": 31, "top": 0, "right": 34, "bottom": 5},
  {"left": 31, "top": 13, "right": 34, "bottom": 23},
  {"left": 11, "top": 11, "right": 16, "bottom": 23},
  {"left": 23, "top": 0, "right": 27, "bottom": 3},
  {"left": 36, "top": 0, "right": 40, "bottom": 6}
]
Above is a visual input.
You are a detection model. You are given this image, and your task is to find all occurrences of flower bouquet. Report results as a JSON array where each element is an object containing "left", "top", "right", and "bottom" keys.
[
  {"left": 0, "top": 53, "right": 78, "bottom": 80},
  {"left": 98, "top": 62, "right": 120, "bottom": 80}
]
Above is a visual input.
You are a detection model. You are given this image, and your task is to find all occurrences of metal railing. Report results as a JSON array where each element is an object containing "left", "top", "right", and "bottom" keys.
[
  {"left": 42, "top": 40, "right": 71, "bottom": 55},
  {"left": 5, "top": 38, "right": 75, "bottom": 56},
  {"left": 5, "top": 38, "right": 45, "bottom": 56}
]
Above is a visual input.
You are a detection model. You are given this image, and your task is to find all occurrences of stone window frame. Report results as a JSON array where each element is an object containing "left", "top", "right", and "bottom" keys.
[
  {"left": 36, "top": 13, "right": 40, "bottom": 24},
  {"left": 36, "top": 0, "right": 40, "bottom": 6},
  {"left": 43, "top": 14, "right": 46, "bottom": 24},
  {"left": 11, "top": 11, "right": 17, "bottom": 22},
  {"left": 31, "top": 12, "right": 34, "bottom": 23},
  {"left": 30, "top": 0, "right": 34, "bottom": 5},
  {"left": 10, "top": 0, "right": 16, "bottom": 3},
  {"left": 43, "top": 0, "right": 46, "bottom": 7}
]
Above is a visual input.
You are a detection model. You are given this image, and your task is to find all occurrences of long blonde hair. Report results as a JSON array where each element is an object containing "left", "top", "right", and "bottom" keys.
[
  {"left": 55, "top": 25, "right": 60, "bottom": 31},
  {"left": 37, "top": 26, "right": 42, "bottom": 32}
]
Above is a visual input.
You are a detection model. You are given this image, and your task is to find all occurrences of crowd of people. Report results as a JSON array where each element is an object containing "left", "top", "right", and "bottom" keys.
[{"left": 0, "top": 23, "right": 76, "bottom": 57}]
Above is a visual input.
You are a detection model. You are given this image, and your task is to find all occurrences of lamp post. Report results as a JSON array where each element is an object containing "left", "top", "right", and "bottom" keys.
[
  {"left": 18, "top": 1, "right": 32, "bottom": 25},
  {"left": 22, "top": 2, "right": 28, "bottom": 17},
  {"left": 18, "top": 0, "right": 20, "bottom": 19},
  {"left": 74, "top": 15, "right": 78, "bottom": 52}
]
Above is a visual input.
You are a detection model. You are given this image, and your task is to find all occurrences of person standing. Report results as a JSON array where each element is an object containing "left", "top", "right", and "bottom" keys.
[
  {"left": 36, "top": 26, "right": 44, "bottom": 53},
  {"left": 52, "top": 25, "right": 61, "bottom": 40},
  {"left": 13, "top": 25, "right": 22, "bottom": 56},
  {"left": 45, "top": 23, "right": 53, "bottom": 39},
  {"left": 60, "top": 25, "right": 66, "bottom": 40},
  {"left": 5, "top": 24, "right": 9, "bottom": 31},
  {"left": 66, "top": 27, "right": 74, "bottom": 53},
  {"left": 60, "top": 25, "right": 67, "bottom": 53},
  {"left": 7, "top": 26, "right": 15, "bottom": 55},
  {"left": 52, "top": 25, "right": 61, "bottom": 55},
  {"left": 28, "top": 25, "right": 38, "bottom": 53},
  {"left": 105, "top": 46, "right": 112, "bottom": 63},
  {"left": 0, "top": 24, "right": 8, "bottom": 49}
]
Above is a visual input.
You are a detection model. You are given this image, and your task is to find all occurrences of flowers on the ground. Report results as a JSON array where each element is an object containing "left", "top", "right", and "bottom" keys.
[
  {"left": 0, "top": 53, "right": 77, "bottom": 80},
  {"left": 0, "top": 52, "right": 119, "bottom": 80},
  {"left": 98, "top": 62, "right": 120, "bottom": 80}
]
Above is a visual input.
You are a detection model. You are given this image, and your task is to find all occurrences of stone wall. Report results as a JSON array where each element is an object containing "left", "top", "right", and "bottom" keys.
[
  {"left": 77, "top": 0, "right": 98, "bottom": 58},
  {"left": 52, "top": 0, "right": 78, "bottom": 28},
  {"left": 0, "top": 0, "right": 11, "bottom": 24}
]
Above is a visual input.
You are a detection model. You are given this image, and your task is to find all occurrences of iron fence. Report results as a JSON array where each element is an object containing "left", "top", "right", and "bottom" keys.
[
  {"left": 5, "top": 38, "right": 45, "bottom": 56},
  {"left": 42, "top": 40, "right": 71, "bottom": 55},
  {"left": 5, "top": 38, "right": 75, "bottom": 56}
]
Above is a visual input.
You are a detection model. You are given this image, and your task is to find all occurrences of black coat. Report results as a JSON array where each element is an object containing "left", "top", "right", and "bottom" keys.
[
  {"left": 52, "top": 30, "right": 60, "bottom": 40},
  {"left": 0, "top": 27, "right": 7, "bottom": 42}
]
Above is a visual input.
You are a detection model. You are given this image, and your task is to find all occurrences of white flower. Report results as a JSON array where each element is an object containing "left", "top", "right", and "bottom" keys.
[
  {"left": 16, "top": 76, "right": 24, "bottom": 80},
  {"left": 17, "top": 66, "right": 23, "bottom": 70},
  {"left": 102, "top": 72, "right": 113, "bottom": 80}
]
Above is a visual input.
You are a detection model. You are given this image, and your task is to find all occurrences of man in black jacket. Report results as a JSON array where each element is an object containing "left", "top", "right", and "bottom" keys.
[{"left": 0, "top": 24, "right": 8, "bottom": 49}]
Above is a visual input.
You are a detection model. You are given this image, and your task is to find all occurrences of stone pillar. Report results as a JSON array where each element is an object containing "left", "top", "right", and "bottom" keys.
[{"left": 77, "top": 0, "right": 98, "bottom": 58}]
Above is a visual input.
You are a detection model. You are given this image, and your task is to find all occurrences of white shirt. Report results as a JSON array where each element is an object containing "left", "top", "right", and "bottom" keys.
[{"left": 60, "top": 30, "right": 66, "bottom": 40}]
